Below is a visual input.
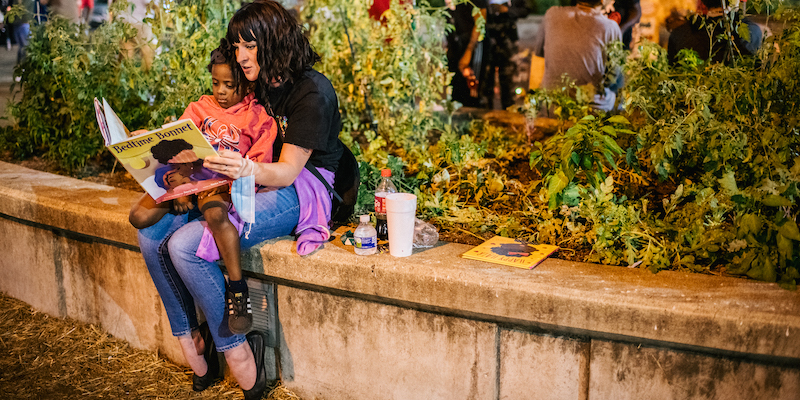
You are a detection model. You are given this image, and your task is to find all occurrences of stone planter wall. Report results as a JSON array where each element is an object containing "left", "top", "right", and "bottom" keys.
[{"left": 0, "top": 161, "right": 798, "bottom": 400}]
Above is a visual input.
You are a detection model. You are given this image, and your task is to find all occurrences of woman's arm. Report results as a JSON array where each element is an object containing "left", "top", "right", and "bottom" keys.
[{"left": 204, "top": 143, "right": 312, "bottom": 188}]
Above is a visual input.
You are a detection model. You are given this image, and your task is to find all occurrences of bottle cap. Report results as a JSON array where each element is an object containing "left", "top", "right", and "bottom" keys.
[
  {"left": 381, "top": 168, "right": 392, "bottom": 177},
  {"left": 360, "top": 215, "right": 370, "bottom": 223}
]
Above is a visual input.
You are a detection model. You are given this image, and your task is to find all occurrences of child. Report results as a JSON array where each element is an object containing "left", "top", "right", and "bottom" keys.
[{"left": 130, "top": 45, "right": 276, "bottom": 335}]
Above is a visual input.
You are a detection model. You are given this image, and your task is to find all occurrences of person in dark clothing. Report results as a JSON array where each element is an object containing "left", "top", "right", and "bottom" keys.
[
  {"left": 613, "top": 0, "right": 640, "bottom": 49},
  {"left": 446, "top": 0, "right": 487, "bottom": 108},
  {"left": 667, "top": 0, "right": 762, "bottom": 65},
  {"left": 480, "top": 0, "right": 528, "bottom": 109},
  {"left": 7, "top": 0, "right": 33, "bottom": 64}
]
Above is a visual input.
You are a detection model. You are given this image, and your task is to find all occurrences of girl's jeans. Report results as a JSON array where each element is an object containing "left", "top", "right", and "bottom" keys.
[{"left": 137, "top": 186, "right": 300, "bottom": 351}]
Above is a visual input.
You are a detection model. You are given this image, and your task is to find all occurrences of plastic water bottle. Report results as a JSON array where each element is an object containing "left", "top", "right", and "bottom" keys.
[
  {"left": 374, "top": 168, "right": 397, "bottom": 241},
  {"left": 354, "top": 215, "right": 378, "bottom": 255}
]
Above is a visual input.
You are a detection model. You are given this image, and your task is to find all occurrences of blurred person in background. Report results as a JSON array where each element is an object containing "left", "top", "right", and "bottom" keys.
[
  {"left": 612, "top": 0, "right": 640, "bottom": 49},
  {"left": 110, "top": 0, "right": 154, "bottom": 69},
  {"left": 446, "top": 0, "right": 487, "bottom": 108},
  {"left": 47, "top": 0, "right": 79, "bottom": 23},
  {"left": 7, "top": 0, "right": 33, "bottom": 64},
  {"left": 80, "top": 0, "right": 93, "bottom": 25},
  {"left": 480, "top": 0, "right": 528, "bottom": 109},
  {"left": 667, "top": 0, "right": 762, "bottom": 64},
  {"left": 533, "top": 0, "right": 622, "bottom": 112}
]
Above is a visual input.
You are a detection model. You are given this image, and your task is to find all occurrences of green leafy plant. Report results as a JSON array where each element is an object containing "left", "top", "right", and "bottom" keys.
[
  {"left": 0, "top": 0, "right": 238, "bottom": 171},
  {"left": 5, "top": 0, "right": 800, "bottom": 288}
]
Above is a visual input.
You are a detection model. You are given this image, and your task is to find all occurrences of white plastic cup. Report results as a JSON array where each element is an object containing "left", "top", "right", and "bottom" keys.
[{"left": 385, "top": 193, "right": 417, "bottom": 257}]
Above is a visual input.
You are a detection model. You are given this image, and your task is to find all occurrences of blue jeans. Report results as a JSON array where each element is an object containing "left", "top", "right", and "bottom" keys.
[
  {"left": 138, "top": 185, "right": 300, "bottom": 351},
  {"left": 13, "top": 23, "right": 30, "bottom": 65}
]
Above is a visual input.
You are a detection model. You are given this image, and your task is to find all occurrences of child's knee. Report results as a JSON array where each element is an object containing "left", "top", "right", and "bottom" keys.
[{"left": 203, "top": 204, "right": 231, "bottom": 228}]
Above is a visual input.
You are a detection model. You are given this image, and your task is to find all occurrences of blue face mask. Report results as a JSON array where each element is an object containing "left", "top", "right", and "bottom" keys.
[{"left": 231, "top": 174, "right": 255, "bottom": 226}]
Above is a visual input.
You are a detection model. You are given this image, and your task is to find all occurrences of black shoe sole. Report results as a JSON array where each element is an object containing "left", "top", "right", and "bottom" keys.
[{"left": 242, "top": 330, "right": 268, "bottom": 400}]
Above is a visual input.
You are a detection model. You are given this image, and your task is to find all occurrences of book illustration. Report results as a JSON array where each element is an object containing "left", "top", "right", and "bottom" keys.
[
  {"left": 95, "top": 98, "right": 231, "bottom": 203},
  {"left": 461, "top": 236, "right": 558, "bottom": 270},
  {"left": 490, "top": 242, "right": 538, "bottom": 257}
]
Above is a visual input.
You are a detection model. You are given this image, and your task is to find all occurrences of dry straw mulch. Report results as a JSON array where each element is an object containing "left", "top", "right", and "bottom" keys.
[{"left": 0, "top": 293, "right": 301, "bottom": 400}]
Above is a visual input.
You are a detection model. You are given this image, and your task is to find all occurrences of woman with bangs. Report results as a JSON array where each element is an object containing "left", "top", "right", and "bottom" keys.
[{"left": 134, "top": 1, "right": 343, "bottom": 399}]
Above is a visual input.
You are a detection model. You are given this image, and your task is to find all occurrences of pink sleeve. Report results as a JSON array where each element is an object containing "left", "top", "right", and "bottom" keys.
[
  {"left": 179, "top": 101, "right": 204, "bottom": 128},
  {"left": 244, "top": 107, "right": 277, "bottom": 164}
]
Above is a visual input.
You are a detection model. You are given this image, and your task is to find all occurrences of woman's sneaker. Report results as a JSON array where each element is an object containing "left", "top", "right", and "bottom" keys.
[{"left": 226, "top": 287, "right": 253, "bottom": 334}]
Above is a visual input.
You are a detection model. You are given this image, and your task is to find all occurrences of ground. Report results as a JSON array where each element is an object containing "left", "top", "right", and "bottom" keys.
[{"left": 0, "top": 292, "right": 301, "bottom": 400}]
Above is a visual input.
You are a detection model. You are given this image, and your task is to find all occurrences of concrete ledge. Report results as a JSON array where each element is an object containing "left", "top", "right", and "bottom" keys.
[
  {"left": 0, "top": 162, "right": 141, "bottom": 247},
  {"left": 250, "top": 237, "right": 800, "bottom": 362},
  {"left": 1, "top": 161, "right": 799, "bottom": 399}
]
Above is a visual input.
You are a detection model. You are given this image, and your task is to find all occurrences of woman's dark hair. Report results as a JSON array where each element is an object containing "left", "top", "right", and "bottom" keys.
[
  {"left": 150, "top": 139, "right": 193, "bottom": 165},
  {"left": 207, "top": 39, "right": 248, "bottom": 96},
  {"left": 225, "top": 0, "right": 320, "bottom": 101}
]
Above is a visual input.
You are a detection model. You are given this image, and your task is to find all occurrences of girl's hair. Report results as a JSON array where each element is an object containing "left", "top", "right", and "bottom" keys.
[
  {"left": 207, "top": 39, "right": 248, "bottom": 96},
  {"left": 225, "top": 0, "right": 320, "bottom": 103}
]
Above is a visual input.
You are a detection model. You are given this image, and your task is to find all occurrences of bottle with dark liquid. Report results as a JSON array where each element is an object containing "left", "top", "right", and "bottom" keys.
[{"left": 374, "top": 168, "right": 397, "bottom": 241}]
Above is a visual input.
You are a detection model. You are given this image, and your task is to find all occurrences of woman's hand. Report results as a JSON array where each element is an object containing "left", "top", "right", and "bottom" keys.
[{"left": 204, "top": 149, "right": 256, "bottom": 180}]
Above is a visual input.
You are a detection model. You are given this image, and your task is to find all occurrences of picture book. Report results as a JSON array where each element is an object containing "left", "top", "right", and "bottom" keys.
[
  {"left": 94, "top": 98, "right": 231, "bottom": 203},
  {"left": 461, "top": 236, "right": 558, "bottom": 270}
]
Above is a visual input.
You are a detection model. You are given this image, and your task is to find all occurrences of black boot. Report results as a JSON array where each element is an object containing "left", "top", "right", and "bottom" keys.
[
  {"left": 242, "top": 330, "right": 268, "bottom": 400},
  {"left": 192, "top": 322, "right": 221, "bottom": 391}
]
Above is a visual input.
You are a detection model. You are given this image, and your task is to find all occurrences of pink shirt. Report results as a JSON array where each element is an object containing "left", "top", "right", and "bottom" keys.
[{"left": 180, "top": 93, "right": 275, "bottom": 163}]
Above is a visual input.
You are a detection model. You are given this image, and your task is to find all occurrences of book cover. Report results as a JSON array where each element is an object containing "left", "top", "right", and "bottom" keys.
[
  {"left": 461, "top": 236, "right": 558, "bottom": 270},
  {"left": 95, "top": 98, "right": 231, "bottom": 203}
]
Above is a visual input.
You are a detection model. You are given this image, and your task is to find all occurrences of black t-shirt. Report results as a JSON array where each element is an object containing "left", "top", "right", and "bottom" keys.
[
  {"left": 614, "top": 0, "right": 640, "bottom": 46},
  {"left": 614, "top": 0, "right": 640, "bottom": 23},
  {"left": 447, "top": 0, "right": 488, "bottom": 72},
  {"left": 267, "top": 69, "right": 343, "bottom": 173}
]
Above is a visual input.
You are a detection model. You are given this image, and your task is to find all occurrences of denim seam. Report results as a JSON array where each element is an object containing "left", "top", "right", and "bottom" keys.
[{"left": 157, "top": 235, "right": 193, "bottom": 334}]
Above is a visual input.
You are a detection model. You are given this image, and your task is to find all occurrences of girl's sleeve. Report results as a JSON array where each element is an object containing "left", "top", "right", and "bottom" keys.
[
  {"left": 243, "top": 107, "right": 277, "bottom": 164},
  {"left": 179, "top": 102, "right": 204, "bottom": 128}
]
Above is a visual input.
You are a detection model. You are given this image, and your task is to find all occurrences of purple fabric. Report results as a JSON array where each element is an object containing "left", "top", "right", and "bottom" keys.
[
  {"left": 195, "top": 168, "right": 333, "bottom": 260},
  {"left": 195, "top": 210, "right": 245, "bottom": 262},
  {"left": 293, "top": 168, "right": 334, "bottom": 256}
]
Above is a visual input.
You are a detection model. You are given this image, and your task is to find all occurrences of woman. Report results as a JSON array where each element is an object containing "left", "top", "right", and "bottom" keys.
[{"left": 131, "top": 2, "right": 342, "bottom": 399}]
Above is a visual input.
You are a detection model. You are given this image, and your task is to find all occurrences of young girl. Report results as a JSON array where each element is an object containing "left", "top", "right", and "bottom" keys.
[{"left": 130, "top": 44, "right": 276, "bottom": 389}]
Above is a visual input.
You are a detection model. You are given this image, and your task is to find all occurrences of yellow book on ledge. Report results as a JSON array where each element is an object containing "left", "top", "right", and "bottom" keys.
[{"left": 461, "top": 236, "right": 558, "bottom": 270}]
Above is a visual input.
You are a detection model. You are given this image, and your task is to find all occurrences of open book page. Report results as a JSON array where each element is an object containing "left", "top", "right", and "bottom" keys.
[
  {"left": 100, "top": 98, "right": 131, "bottom": 146},
  {"left": 94, "top": 98, "right": 229, "bottom": 203},
  {"left": 94, "top": 98, "right": 111, "bottom": 145}
]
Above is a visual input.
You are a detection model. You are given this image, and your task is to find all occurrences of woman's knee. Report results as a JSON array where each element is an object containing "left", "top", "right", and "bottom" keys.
[
  {"left": 165, "top": 222, "right": 205, "bottom": 264},
  {"left": 223, "top": 341, "right": 251, "bottom": 363}
]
